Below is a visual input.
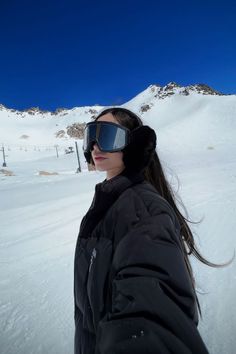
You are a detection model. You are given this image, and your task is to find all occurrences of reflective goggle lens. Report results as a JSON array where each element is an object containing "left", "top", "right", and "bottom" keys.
[{"left": 83, "top": 122, "right": 128, "bottom": 152}]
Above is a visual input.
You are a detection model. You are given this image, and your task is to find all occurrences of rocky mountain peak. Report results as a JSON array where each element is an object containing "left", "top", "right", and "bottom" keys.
[
  {"left": 151, "top": 82, "right": 225, "bottom": 100},
  {"left": 0, "top": 104, "right": 7, "bottom": 110},
  {"left": 188, "top": 84, "right": 224, "bottom": 96},
  {"left": 23, "top": 107, "right": 51, "bottom": 115},
  {"left": 138, "top": 82, "right": 227, "bottom": 114}
]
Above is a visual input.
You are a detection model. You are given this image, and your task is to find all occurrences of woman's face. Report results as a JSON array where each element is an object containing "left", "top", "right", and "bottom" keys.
[{"left": 91, "top": 113, "right": 125, "bottom": 179}]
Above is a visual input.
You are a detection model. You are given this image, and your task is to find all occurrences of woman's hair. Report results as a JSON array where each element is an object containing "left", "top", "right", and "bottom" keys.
[{"left": 95, "top": 106, "right": 229, "bottom": 316}]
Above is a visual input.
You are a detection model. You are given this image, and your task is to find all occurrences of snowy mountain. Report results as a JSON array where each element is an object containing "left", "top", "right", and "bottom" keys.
[
  {"left": 0, "top": 104, "right": 101, "bottom": 146},
  {"left": 0, "top": 83, "right": 236, "bottom": 354},
  {"left": 0, "top": 82, "right": 234, "bottom": 147},
  {"left": 125, "top": 82, "right": 225, "bottom": 113}
]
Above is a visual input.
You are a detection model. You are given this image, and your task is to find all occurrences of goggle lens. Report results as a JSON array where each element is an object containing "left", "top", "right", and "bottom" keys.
[{"left": 83, "top": 122, "right": 128, "bottom": 152}]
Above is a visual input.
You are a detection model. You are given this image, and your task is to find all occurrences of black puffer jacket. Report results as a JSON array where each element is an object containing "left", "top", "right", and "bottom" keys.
[{"left": 74, "top": 170, "right": 209, "bottom": 354}]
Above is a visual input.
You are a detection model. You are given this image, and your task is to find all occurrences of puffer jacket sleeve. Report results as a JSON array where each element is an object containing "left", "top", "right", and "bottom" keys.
[{"left": 95, "top": 208, "right": 209, "bottom": 354}]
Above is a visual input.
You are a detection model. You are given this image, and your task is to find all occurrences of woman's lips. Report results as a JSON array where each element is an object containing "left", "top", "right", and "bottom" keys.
[{"left": 94, "top": 156, "right": 107, "bottom": 160}]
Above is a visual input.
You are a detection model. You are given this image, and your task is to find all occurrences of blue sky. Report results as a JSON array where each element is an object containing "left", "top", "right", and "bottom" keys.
[{"left": 0, "top": 0, "right": 235, "bottom": 111}]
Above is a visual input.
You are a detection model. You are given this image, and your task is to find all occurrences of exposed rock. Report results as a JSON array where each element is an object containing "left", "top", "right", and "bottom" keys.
[
  {"left": 191, "top": 84, "right": 224, "bottom": 96},
  {"left": 181, "top": 88, "right": 190, "bottom": 96},
  {"left": 0, "top": 104, "right": 6, "bottom": 110},
  {"left": 66, "top": 123, "right": 86, "bottom": 139},
  {"left": 55, "top": 130, "right": 66, "bottom": 138},
  {"left": 38, "top": 171, "right": 59, "bottom": 176},
  {"left": 19, "top": 134, "right": 30, "bottom": 139},
  {"left": 140, "top": 104, "right": 151, "bottom": 113},
  {"left": 150, "top": 86, "right": 156, "bottom": 93},
  {"left": 51, "top": 108, "right": 68, "bottom": 116},
  {"left": 23, "top": 107, "right": 40, "bottom": 113},
  {"left": 0, "top": 169, "right": 15, "bottom": 176},
  {"left": 84, "top": 108, "right": 98, "bottom": 120},
  {"left": 153, "top": 82, "right": 225, "bottom": 100},
  {"left": 154, "top": 87, "right": 175, "bottom": 99},
  {"left": 164, "top": 82, "right": 181, "bottom": 90},
  {"left": 23, "top": 107, "right": 51, "bottom": 115},
  {"left": 149, "top": 84, "right": 161, "bottom": 93},
  {"left": 88, "top": 108, "right": 98, "bottom": 115}
]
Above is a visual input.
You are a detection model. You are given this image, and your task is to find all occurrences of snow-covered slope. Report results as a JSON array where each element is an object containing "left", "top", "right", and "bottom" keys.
[
  {"left": 0, "top": 83, "right": 236, "bottom": 354},
  {"left": 0, "top": 104, "right": 102, "bottom": 146}
]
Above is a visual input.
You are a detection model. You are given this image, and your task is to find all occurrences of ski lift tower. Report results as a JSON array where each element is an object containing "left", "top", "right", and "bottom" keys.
[
  {"left": 75, "top": 141, "right": 81, "bottom": 173},
  {"left": 1, "top": 145, "right": 7, "bottom": 167}
]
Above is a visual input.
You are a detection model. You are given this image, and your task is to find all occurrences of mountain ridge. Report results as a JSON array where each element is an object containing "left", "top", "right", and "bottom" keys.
[
  {"left": 0, "top": 82, "right": 232, "bottom": 115},
  {"left": 1, "top": 82, "right": 236, "bottom": 145}
]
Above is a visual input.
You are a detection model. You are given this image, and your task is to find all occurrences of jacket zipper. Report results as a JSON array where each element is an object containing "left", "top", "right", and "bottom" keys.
[
  {"left": 89, "top": 247, "right": 97, "bottom": 273},
  {"left": 83, "top": 247, "right": 97, "bottom": 336}
]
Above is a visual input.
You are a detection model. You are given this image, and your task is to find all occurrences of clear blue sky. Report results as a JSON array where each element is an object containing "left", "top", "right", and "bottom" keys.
[{"left": 0, "top": 0, "right": 235, "bottom": 111}]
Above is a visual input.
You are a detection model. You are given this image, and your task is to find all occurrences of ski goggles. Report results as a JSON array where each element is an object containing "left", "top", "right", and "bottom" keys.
[{"left": 83, "top": 121, "right": 130, "bottom": 153}]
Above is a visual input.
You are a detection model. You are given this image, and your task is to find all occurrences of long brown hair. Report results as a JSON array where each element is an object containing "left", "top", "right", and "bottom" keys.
[{"left": 95, "top": 107, "right": 232, "bottom": 315}]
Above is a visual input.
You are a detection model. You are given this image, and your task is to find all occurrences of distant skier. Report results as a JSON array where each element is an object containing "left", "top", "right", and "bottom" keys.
[{"left": 74, "top": 107, "right": 211, "bottom": 353}]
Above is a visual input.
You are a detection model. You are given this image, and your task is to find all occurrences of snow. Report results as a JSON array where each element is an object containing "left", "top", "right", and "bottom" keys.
[
  {"left": 0, "top": 88, "right": 236, "bottom": 353},
  {"left": 0, "top": 105, "right": 102, "bottom": 146}
]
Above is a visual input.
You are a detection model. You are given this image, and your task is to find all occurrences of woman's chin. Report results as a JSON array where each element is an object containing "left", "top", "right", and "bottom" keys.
[{"left": 94, "top": 163, "right": 108, "bottom": 171}]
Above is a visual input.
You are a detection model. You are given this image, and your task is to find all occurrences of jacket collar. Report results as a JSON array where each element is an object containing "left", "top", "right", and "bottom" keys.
[
  {"left": 96, "top": 168, "right": 145, "bottom": 196},
  {"left": 78, "top": 169, "right": 145, "bottom": 239}
]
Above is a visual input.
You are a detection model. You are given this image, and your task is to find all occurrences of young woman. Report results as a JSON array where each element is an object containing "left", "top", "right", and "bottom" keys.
[{"left": 74, "top": 107, "right": 210, "bottom": 354}]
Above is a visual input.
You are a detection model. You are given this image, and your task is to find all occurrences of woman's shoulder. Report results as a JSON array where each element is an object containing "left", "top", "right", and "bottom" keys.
[
  {"left": 125, "top": 180, "right": 176, "bottom": 219},
  {"left": 102, "top": 179, "right": 182, "bottom": 251},
  {"left": 104, "top": 180, "right": 179, "bottom": 231}
]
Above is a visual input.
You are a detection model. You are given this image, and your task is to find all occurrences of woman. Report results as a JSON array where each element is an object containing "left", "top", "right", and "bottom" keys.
[{"left": 74, "top": 107, "right": 210, "bottom": 354}]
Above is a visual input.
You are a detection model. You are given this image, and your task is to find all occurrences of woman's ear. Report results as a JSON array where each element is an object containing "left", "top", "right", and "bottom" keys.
[{"left": 122, "top": 126, "right": 157, "bottom": 172}]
